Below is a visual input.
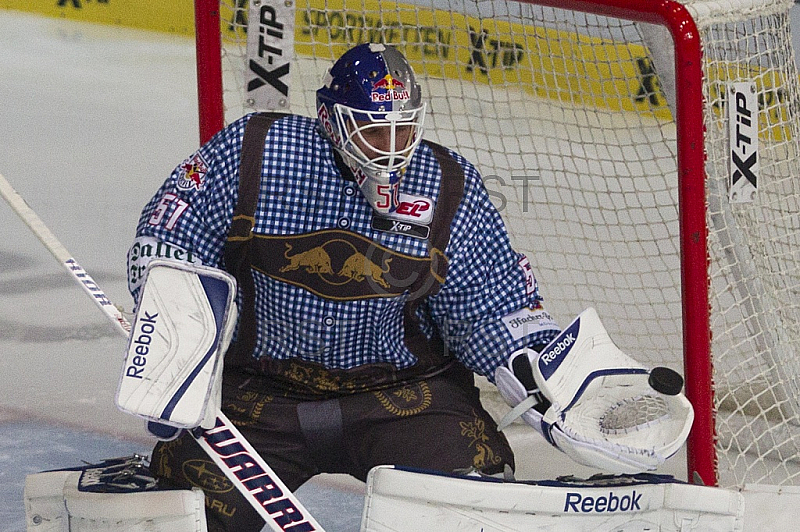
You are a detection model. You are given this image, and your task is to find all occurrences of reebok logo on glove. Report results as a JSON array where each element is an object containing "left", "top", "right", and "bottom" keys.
[
  {"left": 540, "top": 332, "right": 576, "bottom": 365},
  {"left": 537, "top": 317, "right": 583, "bottom": 380}
]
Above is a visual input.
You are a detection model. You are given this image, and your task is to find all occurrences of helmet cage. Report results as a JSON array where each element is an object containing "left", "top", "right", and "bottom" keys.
[
  {"left": 333, "top": 103, "right": 426, "bottom": 181},
  {"left": 316, "top": 43, "right": 427, "bottom": 213}
]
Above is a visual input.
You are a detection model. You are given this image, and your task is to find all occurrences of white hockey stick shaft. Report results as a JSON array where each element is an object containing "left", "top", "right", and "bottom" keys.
[
  {"left": 0, "top": 172, "right": 131, "bottom": 336},
  {"left": 0, "top": 172, "right": 324, "bottom": 531}
]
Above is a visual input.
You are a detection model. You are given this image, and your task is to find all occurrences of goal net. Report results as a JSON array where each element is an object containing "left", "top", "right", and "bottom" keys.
[{"left": 196, "top": 0, "right": 800, "bottom": 489}]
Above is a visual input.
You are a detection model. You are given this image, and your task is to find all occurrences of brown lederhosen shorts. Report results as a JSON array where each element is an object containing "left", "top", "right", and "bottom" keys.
[{"left": 150, "top": 364, "right": 514, "bottom": 532}]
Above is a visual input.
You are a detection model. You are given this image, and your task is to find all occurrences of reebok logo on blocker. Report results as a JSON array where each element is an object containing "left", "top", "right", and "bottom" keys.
[
  {"left": 125, "top": 311, "right": 159, "bottom": 379},
  {"left": 540, "top": 333, "right": 576, "bottom": 365}
]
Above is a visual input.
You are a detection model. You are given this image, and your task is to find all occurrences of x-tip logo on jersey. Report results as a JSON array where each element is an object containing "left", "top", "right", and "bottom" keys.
[{"left": 372, "top": 216, "right": 430, "bottom": 239}]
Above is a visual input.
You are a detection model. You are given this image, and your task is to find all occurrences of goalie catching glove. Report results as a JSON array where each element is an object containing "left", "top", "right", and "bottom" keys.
[
  {"left": 495, "top": 307, "right": 693, "bottom": 474},
  {"left": 115, "top": 260, "right": 237, "bottom": 440}
]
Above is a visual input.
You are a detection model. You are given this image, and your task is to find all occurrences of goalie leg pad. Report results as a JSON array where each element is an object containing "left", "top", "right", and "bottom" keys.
[
  {"left": 116, "top": 260, "right": 237, "bottom": 432},
  {"left": 361, "top": 466, "right": 745, "bottom": 532},
  {"left": 24, "top": 456, "right": 208, "bottom": 532}
]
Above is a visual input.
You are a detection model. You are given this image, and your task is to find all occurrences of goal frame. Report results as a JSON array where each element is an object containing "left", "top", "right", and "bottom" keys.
[{"left": 192, "top": 0, "right": 714, "bottom": 486}]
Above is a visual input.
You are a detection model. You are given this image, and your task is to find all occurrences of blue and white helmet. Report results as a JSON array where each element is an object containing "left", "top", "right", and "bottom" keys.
[{"left": 317, "top": 43, "right": 426, "bottom": 214}]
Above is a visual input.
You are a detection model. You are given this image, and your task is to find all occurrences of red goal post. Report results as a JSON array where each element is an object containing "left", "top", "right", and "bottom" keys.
[
  {"left": 195, "top": 0, "right": 225, "bottom": 145},
  {"left": 193, "top": 0, "right": 800, "bottom": 489}
]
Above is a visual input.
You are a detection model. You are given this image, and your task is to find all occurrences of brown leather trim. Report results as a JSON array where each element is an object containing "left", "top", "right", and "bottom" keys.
[
  {"left": 234, "top": 114, "right": 278, "bottom": 231},
  {"left": 235, "top": 357, "right": 457, "bottom": 399},
  {"left": 402, "top": 140, "right": 466, "bottom": 367},
  {"left": 424, "top": 140, "right": 465, "bottom": 291},
  {"left": 249, "top": 229, "right": 434, "bottom": 301},
  {"left": 223, "top": 112, "right": 288, "bottom": 368}
]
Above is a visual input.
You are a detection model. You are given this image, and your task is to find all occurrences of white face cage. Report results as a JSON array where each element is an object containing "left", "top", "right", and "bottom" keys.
[{"left": 334, "top": 103, "right": 427, "bottom": 181}]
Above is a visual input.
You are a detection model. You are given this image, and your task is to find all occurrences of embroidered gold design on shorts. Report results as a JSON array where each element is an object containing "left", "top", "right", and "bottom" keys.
[
  {"left": 182, "top": 459, "right": 234, "bottom": 494},
  {"left": 153, "top": 438, "right": 184, "bottom": 479},
  {"left": 373, "top": 382, "right": 432, "bottom": 416},
  {"left": 284, "top": 362, "right": 347, "bottom": 393},
  {"left": 224, "top": 390, "right": 274, "bottom": 426},
  {"left": 460, "top": 409, "right": 502, "bottom": 469}
]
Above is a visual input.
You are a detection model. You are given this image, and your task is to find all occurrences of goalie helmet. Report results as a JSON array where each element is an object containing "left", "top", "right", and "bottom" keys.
[{"left": 317, "top": 43, "right": 426, "bottom": 214}]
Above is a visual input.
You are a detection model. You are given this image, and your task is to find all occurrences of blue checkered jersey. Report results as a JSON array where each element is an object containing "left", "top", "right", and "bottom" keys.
[{"left": 128, "top": 113, "right": 560, "bottom": 381}]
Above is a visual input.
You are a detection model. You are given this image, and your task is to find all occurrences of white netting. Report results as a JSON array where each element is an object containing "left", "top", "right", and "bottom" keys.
[
  {"left": 600, "top": 395, "right": 672, "bottom": 435},
  {"left": 695, "top": 0, "right": 800, "bottom": 487},
  {"left": 210, "top": 0, "right": 800, "bottom": 488}
]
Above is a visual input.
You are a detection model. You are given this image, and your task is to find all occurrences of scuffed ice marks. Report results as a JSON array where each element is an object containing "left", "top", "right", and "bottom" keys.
[
  {"left": 0, "top": 250, "right": 128, "bottom": 341},
  {"left": 0, "top": 319, "right": 118, "bottom": 342},
  {"left": 0, "top": 250, "right": 37, "bottom": 271}
]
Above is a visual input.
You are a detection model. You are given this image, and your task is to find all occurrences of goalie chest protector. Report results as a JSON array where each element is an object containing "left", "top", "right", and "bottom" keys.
[{"left": 222, "top": 112, "right": 466, "bottom": 396}]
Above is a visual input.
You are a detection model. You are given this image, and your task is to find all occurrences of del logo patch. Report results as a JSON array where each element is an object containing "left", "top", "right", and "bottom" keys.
[
  {"left": 372, "top": 193, "right": 434, "bottom": 239},
  {"left": 176, "top": 152, "right": 209, "bottom": 191}
]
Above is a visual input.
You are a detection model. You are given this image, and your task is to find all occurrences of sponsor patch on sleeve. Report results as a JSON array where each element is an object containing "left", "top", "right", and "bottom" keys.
[
  {"left": 127, "top": 236, "right": 201, "bottom": 294},
  {"left": 176, "top": 152, "right": 209, "bottom": 191},
  {"left": 501, "top": 305, "right": 560, "bottom": 342}
]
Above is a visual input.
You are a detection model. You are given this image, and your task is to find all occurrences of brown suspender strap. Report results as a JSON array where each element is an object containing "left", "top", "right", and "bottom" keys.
[
  {"left": 421, "top": 140, "right": 465, "bottom": 293},
  {"left": 402, "top": 140, "right": 466, "bottom": 367},
  {"left": 223, "top": 112, "right": 287, "bottom": 369}
]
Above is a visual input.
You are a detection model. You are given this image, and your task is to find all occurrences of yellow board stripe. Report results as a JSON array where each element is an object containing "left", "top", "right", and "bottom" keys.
[
  {"left": 1, "top": 0, "right": 195, "bottom": 36},
  {"left": 6, "top": 0, "right": 791, "bottom": 139}
]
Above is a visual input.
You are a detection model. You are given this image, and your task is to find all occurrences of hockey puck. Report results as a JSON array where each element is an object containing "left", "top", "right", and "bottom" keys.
[{"left": 648, "top": 367, "right": 684, "bottom": 396}]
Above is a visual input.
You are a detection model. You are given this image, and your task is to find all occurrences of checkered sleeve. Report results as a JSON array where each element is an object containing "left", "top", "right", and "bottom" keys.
[
  {"left": 127, "top": 116, "right": 248, "bottom": 303},
  {"left": 426, "top": 153, "right": 561, "bottom": 381}
]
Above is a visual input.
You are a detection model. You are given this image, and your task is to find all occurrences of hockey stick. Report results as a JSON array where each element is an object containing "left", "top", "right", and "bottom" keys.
[{"left": 0, "top": 172, "right": 324, "bottom": 531}]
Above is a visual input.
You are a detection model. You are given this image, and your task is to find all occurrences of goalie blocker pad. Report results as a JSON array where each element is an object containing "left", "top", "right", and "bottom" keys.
[
  {"left": 360, "top": 466, "right": 744, "bottom": 531},
  {"left": 496, "top": 308, "right": 693, "bottom": 474},
  {"left": 116, "top": 260, "right": 237, "bottom": 431}
]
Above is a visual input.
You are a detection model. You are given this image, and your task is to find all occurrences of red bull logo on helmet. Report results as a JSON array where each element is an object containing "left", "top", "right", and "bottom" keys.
[{"left": 371, "top": 74, "right": 410, "bottom": 103}]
